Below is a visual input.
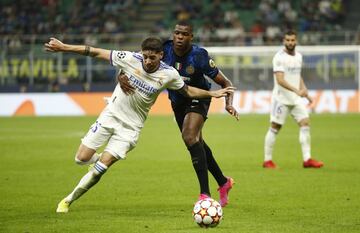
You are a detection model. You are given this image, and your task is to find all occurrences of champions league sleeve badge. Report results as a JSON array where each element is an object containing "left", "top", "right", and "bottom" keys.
[
  {"left": 209, "top": 59, "right": 216, "bottom": 68},
  {"left": 117, "top": 51, "right": 126, "bottom": 59}
]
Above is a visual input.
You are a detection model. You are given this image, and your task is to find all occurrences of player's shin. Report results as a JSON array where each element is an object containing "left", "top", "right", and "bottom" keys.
[
  {"left": 202, "top": 141, "right": 227, "bottom": 186},
  {"left": 64, "top": 161, "right": 108, "bottom": 204},
  {"left": 299, "top": 126, "right": 311, "bottom": 161},
  {"left": 264, "top": 128, "right": 278, "bottom": 161},
  {"left": 188, "top": 142, "right": 210, "bottom": 196}
]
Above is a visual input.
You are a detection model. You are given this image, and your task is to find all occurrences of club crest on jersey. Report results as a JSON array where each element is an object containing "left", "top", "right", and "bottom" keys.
[
  {"left": 117, "top": 51, "right": 126, "bottom": 59},
  {"left": 186, "top": 65, "right": 195, "bottom": 75},
  {"left": 209, "top": 59, "right": 216, "bottom": 68}
]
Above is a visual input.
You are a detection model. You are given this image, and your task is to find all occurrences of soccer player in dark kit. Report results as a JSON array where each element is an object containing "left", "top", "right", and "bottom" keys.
[{"left": 118, "top": 21, "right": 239, "bottom": 207}]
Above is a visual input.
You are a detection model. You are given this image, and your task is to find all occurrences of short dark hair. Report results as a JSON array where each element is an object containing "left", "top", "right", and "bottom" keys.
[
  {"left": 284, "top": 30, "right": 297, "bottom": 37},
  {"left": 176, "top": 20, "right": 193, "bottom": 33},
  {"left": 141, "top": 37, "right": 163, "bottom": 52}
]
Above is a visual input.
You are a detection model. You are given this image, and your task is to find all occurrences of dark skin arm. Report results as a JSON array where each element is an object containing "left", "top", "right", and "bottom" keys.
[
  {"left": 213, "top": 70, "right": 239, "bottom": 120},
  {"left": 117, "top": 72, "right": 135, "bottom": 95},
  {"left": 117, "top": 72, "right": 239, "bottom": 120},
  {"left": 116, "top": 72, "right": 233, "bottom": 98}
]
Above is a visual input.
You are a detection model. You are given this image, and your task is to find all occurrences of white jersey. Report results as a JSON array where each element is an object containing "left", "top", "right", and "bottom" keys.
[
  {"left": 272, "top": 49, "right": 303, "bottom": 105},
  {"left": 107, "top": 50, "right": 185, "bottom": 130}
]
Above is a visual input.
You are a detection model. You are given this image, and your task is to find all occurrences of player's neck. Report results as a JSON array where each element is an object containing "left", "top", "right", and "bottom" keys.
[
  {"left": 284, "top": 48, "right": 295, "bottom": 56},
  {"left": 174, "top": 45, "right": 191, "bottom": 57}
]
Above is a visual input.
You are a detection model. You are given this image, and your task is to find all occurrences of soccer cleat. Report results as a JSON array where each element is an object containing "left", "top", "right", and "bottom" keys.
[
  {"left": 303, "top": 158, "right": 324, "bottom": 168},
  {"left": 56, "top": 199, "right": 70, "bottom": 213},
  {"left": 217, "top": 177, "right": 234, "bottom": 207},
  {"left": 263, "top": 160, "right": 277, "bottom": 169},
  {"left": 198, "top": 193, "right": 211, "bottom": 201}
]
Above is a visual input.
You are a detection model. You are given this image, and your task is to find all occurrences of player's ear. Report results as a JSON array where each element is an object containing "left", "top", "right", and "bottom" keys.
[{"left": 158, "top": 51, "right": 164, "bottom": 59}]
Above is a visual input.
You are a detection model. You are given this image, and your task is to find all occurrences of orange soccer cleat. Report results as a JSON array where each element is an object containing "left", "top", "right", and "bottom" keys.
[{"left": 303, "top": 158, "right": 324, "bottom": 168}]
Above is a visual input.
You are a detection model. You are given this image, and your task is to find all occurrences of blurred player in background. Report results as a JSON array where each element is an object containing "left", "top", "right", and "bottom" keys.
[
  {"left": 118, "top": 21, "right": 238, "bottom": 207},
  {"left": 44, "top": 37, "right": 234, "bottom": 213},
  {"left": 263, "top": 30, "right": 324, "bottom": 169}
]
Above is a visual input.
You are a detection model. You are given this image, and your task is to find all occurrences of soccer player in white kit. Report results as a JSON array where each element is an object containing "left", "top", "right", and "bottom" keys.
[
  {"left": 44, "top": 37, "right": 234, "bottom": 213},
  {"left": 263, "top": 30, "right": 324, "bottom": 169}
]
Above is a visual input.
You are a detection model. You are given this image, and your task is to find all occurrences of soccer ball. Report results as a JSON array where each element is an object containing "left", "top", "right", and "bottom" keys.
[{"left": 192, "top": 198, "right": 223, "bottom": 228}]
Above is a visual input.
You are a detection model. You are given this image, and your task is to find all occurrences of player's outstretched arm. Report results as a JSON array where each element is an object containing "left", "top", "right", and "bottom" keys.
[
  {"left": 44, "top": 37, "right": 111, "bottom": 61},
  {"left": 213, "top": 70, "right": 239, "bottom": 120},
  {"left": 177, "top": 84, "right": 234, "bottom": 99}
]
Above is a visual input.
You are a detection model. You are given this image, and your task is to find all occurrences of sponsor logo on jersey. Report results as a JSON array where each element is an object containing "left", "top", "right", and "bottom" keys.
[
  {"left": 186, "top": 65, "right": 195, "bottom": 75},
  {"left": 128, "top": 75, "right": 158, "bottom": 96},
  {"left": 287, "top": 66, "right": 301, "bottom": 73},
  {"left": 209, "top": 59, "right": 216, "bottom": 68}
]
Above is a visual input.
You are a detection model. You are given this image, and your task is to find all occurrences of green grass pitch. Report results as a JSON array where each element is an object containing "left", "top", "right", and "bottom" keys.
[{"left": 0, "top": 114, "right": 359, "bottom": 233}]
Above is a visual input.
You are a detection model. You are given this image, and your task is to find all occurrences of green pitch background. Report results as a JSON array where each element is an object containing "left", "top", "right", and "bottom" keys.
[{"left": 0, "top": 114, "right": 359, "bottom": 233}]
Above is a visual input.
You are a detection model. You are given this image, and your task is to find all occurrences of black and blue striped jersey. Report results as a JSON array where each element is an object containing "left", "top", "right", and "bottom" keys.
[{"left": 162, "top": 40, "right": 219, "bottom": 104}]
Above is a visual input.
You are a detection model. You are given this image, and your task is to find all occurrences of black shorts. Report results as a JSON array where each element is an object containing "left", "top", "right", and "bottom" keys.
[{"left": 171, "top": 98, "right": 211, "bottom": 130}]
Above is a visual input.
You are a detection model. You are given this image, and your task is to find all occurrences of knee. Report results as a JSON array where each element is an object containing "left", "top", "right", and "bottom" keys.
[
  {"left": 182, "top": 132, "right": 198, "bottom": 147},
  {"left": 299, "top": 118, "right": 310, "bottom": 127},
  {"left": 99, "top": 151, "right": 118, "bottom": 167},
  {"left": 75, "top": 151, "right": 90, "bottom": 165}
]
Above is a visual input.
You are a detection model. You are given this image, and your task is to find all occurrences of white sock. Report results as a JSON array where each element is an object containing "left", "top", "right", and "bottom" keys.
[
  {"left": 264, "top": 128, "right": 278, "bottom": 161},
  {"left": 64, "top": 161, "right": 108, "bottom": 203},
  {"left": 299, "top": 126, "right": 311, "bottom": 161},
  {"left": 75, "top": 153, "right": 101, "bottom": 165}
]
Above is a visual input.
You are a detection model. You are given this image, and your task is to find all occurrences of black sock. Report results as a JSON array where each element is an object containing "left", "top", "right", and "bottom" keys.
[
  {"left": 203, "top": 141, "right": 227, "bottom": 187},
  {"left": 187, "top": 142, "right": 210, "bottom": 196}
]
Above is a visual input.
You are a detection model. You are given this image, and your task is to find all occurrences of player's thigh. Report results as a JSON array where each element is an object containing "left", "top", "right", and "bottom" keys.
[
  {"left": 270, "top": 99, "right": 289, "bottom": 125},
  {"left": 81, "top": 120, "right": 113, "bottom": 152},
  {"left": 183, "top": 99, "right": 210, "bottom": 132},
  {"left": 290, "top": 103, "right": 309, "bottom": 125},
  {"left": 171, "top": 103, "right": 186, "bottom": 131},
  {"left": 104, "top": 124, "right": 140, "bottom": 160},
  {"left": 75, "top": 143, "right": 97, "bottom": 161}
]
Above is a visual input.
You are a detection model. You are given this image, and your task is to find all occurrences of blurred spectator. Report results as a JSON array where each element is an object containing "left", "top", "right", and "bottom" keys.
[{"left": 265, "top": 23, "right": 281, "bottom": 44}]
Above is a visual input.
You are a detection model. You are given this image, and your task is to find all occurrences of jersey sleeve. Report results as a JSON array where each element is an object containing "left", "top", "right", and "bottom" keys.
[
  {"left": 195, "top": 48, "right": 219, "bottom": 79},
  {"left": 273, "top": 53, "right": 285, "bottom": 72},
  {"left": 110, "top": 50, "right": 133, "bottom": 68},
  {"left": 166, "top": 70, "right": 185, "bottom": 90}
]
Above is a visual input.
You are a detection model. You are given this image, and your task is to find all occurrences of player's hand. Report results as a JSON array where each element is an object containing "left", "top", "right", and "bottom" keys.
[
  {"left": 306, "top": 95, "right": 313, "bottom": 105},
  {"left": 298, "top": 89, "right": 308, "bottom": 97},
  {"left": 226, "top": 105, "right": 239, "bottom": 121},
  {"left": 211, "top": 87, "right": 235, "bottom": 98},
  {"left": 44, "top": 37, "right": 66, "bottom": 52},
  {"left": 117, "top": 72, "right": 135, "bottom": 95}
]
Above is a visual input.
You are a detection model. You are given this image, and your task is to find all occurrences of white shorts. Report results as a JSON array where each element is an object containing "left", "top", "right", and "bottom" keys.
[
  {"left": 270, "top": 99, "right": 309, "bottom": 125},
  {"left": 81, "top": 108, "right": 140, "bottom": 160}
]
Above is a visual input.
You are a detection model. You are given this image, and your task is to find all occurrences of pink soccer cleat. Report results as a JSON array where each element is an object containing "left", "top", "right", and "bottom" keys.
[
  {"left": 263, "top": 160, "right": 277, "bottom": 169},
  {"left": 198, "top": 193, "right": 211, "bottom": 201},
  {"left": 217, "top": 177, "right": 234, "bottom": 207},
  {"left": 303, "top": 158, "right": 324, "bottom": 168}
]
